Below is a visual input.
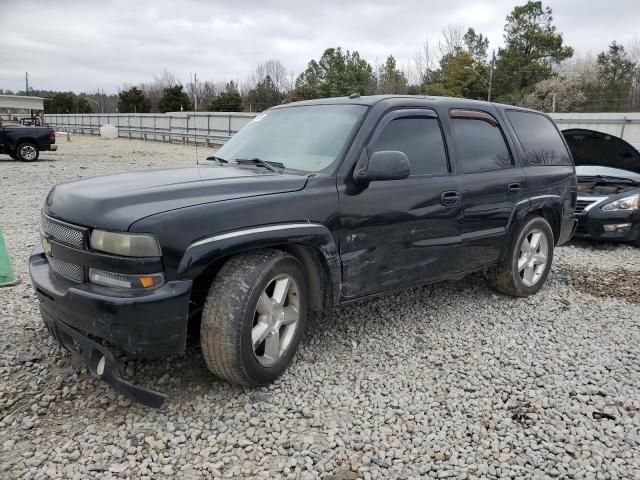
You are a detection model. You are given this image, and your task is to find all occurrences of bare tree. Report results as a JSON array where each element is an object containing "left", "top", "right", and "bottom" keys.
[
  {"left": 140, "top": 69, "right": 179, "bottom": 112},
  {"left": 413, "top": 40, "right": 435, "bottom": 86},
  {"left": 627, "top": 35, "right": 640, "bottom": 109},
  {"left": 245, "top": 59, "right": 290, "bottom": 94},
  {"left": 438, "top": 24, "right": 466, "bottom": 58}
]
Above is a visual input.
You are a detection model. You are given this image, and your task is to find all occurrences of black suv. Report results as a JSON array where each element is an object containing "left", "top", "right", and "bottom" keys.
[{"left": 29, "top": 96, "right": 577, "bottom": 406}]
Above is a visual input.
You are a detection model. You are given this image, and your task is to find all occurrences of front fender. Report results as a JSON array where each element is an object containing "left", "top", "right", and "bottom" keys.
[{"left": 177, "top": 223, "right": 341, "bottom": 304}]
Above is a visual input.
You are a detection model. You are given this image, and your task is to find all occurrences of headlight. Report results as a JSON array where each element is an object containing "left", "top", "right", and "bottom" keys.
[
  {"left": 89, "top": 269, "right": 164, "bottom": 289},
  {"left": 601, "top": 194, "right": 639, "bottom": 211},
  {"left": 90, "top": 230, "right": 161, "bottom": 257}
]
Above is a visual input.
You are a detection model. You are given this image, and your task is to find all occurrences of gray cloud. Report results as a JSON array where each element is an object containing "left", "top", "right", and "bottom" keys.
[{"left": 1, "top": 0, "right": 639, "bottom": 93}]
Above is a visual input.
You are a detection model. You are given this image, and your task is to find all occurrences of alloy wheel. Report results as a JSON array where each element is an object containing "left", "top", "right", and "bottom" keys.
[
  {"left": 20, "top": 145, "right": 37, "bottom": 161},
  {"left": 518, "top": 229, "right": 549, "bottom": 287},
  {"left": 251, "top": 274, "right": 301, "bottom": 367}
]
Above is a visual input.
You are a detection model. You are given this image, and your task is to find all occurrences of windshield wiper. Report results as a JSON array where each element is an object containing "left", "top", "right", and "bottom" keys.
[
  {"left": 205, "top": 155, "right": 228, "bottom": 165},
  {"left": 582, "top": 174, "right": 638, "bottom": 184},
  {"left": 234, "top": 158, "right": 284, "bottom": 172}
]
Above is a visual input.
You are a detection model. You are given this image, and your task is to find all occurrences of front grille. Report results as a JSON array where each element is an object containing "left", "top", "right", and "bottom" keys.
[
  {"left": 40, "top": 214, "right": 86, "bottom": 248},
  {"left": 575, "top": 199, "right": 598, "bottom": 214},
  {"left": 49, "top": 256, "right": 85, "bottom": 282},
  {"left": 40, "top": 213, "right": 88, "bottom": 282}
]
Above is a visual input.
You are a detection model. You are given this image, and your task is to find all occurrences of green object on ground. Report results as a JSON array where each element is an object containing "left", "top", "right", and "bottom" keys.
[{"left": 0, "top": 227, "right": 19, "bottom": 287}]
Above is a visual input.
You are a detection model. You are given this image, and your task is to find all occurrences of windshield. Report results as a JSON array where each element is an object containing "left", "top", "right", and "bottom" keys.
[{"left": 215, "top": 104, "right": 367, "bottom": 173}]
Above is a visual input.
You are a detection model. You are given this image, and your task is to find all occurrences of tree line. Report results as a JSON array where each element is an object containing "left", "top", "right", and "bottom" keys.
[{"left": 2, "top": 1, "right": 639, "bottom": 114}]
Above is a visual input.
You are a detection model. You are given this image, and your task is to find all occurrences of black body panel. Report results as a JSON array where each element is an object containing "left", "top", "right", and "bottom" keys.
[
  {"left": 28, "top": 95, "right": 577, "bottom": 403},
  {"left": 0, "top": 125, "right": 56, "bottom": 154}
]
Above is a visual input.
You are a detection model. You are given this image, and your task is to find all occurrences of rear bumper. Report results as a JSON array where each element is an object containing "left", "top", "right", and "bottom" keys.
[{"left": 49, "top": 144, "right": 58, "bottom": 151}]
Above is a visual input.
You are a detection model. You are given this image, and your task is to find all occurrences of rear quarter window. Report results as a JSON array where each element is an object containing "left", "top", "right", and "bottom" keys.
[{"left": 506, "top": 110, "right": 572, "bottom": 166}]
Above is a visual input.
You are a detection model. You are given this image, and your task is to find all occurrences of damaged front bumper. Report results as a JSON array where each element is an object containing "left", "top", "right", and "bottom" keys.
[{"left": 29, "top": 246, "right": 192, "bottom": 407}]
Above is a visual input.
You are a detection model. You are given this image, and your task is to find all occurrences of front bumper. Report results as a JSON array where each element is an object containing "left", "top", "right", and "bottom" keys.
[
  {"left": 29, "top": 246, "right": 192, "bottom": 406},
  {"left": 574, "top": 208, "right": 640, "bottom": 242}
]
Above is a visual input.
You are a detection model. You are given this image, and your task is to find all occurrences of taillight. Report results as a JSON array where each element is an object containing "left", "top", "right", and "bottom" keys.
[{"left": 49, "top": 130, "right": 56, "bottom": 144}]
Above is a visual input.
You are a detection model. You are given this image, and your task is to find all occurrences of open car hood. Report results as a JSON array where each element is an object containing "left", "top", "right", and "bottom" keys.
[{"left": 563, "top": 128, "right": 640, "bottom": 174}]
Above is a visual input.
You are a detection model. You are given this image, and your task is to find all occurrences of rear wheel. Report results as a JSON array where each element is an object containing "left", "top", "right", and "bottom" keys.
[
  {"left": 16, "top": 142, "right": 39, "bottom": 162},
  {"left": 487, "top": 216, "right": 554, "bottom": 297},
  {"left": 200, "top": 249, "right": 308, "bottom": 386}
]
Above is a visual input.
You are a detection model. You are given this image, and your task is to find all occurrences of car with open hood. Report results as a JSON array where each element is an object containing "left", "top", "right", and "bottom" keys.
[
  {"left": 563, "top": 129, "right": 640, "bottom": 246},
  {"left": 29, "top": 95, "right": 577, "bottom": 406}
]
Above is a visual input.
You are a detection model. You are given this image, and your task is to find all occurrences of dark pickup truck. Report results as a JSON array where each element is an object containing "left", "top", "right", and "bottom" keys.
[
  {"left": 29, "top": 95, "right": 577, "bottom": 406},
  {"left": 0, "top": 122, "right": 57, "bottom": 161}
]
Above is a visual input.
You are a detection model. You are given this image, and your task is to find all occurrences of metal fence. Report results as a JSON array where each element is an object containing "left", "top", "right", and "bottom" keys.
[
  {"left": 35, "top": 112, "right": 258, "bottom": 145},
  {"left": 4, "top": 110, "right": 640, "bottom": 146},
  {"left": 549, "top": 112, "right": 640, "bottom": 144}
]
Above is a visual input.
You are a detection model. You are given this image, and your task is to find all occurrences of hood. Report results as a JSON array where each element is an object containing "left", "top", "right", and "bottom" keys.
[
  {"left": 44, "top": 165, "right": 308, "bottom": 231},
  {"left": 563, "top": 128, "right": 640, "bottom": 174}
]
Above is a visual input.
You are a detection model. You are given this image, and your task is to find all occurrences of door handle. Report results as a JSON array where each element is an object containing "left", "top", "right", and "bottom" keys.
[
  {"left": 441, "top": 190, "right": 461, "bottom": 206},
  {"left": 507, "top": 183, "right": 522, "bottom": 195}
]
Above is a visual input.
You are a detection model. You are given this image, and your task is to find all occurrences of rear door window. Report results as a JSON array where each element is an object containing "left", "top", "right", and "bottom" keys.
[
  {"left": 450, "top": 110, "right": 512, "bottom": 173},
  {"left": 506, "top": 110, "right": 572, "bottom": 166},
  {"left": 370, "top": 115, "right": 449, "bottom": 176}
]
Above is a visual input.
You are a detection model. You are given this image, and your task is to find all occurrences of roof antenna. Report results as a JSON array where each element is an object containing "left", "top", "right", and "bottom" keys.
[{"left": 192, "top": 113, "right": 199, "bottom": 166}]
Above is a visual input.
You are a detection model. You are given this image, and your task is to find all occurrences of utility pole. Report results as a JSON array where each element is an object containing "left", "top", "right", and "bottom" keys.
[
  {"left": 190, "top": 72, "right": 198, "bottom": 111},
  {"left": 552, "top": 93, "right": 556, "bottom": 113},
  {"left": 25, "top": 72, "right": 29, "bottom": 96},
  {"left": 487, "top": 50, "right": 495, "bottom": 102}
]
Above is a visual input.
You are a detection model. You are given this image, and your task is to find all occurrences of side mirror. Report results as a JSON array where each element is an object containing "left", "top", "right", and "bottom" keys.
[{"left": 355, "top": 150, "right": 410, "bottom": 182}]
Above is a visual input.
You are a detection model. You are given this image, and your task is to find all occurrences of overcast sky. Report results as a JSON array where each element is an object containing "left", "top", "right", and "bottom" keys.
[{"left": 1, "top": 0, "right": 639, "bottom": 93}]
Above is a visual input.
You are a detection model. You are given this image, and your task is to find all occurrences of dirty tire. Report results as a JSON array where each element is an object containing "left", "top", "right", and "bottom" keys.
[
  {"left": 16, "top": 142, "right": 39, "bottom": 162},
  {"left": 487, "top": 215, "right": 554, "bottom": 297},
  {"left": 200, "top": 249, "right": 308, "bottom": 386}
]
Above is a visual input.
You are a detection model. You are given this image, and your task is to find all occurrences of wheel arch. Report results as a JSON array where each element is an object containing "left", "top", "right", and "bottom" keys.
[
  {"left": 180, "top": 224, "right": 342, "bottom": 312},
  {"left": 502, "top": 196, "right": 563, "bottom": 262},
  {"left": 14, "top": 137, "right": 39, "bottom": 149}
]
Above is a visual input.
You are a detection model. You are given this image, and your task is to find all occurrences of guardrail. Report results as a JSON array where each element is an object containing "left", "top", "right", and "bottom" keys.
[{"left": 39, "top": 113, "right": 258, "bottom": 145}]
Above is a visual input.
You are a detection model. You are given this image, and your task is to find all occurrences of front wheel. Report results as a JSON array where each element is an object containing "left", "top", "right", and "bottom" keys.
[
  {"left": 200, "top": 249, "right": 308, "bottom": 386},
  {"left": 487, "top": 216, "right": 554, "bottom": 297},
  {"left": 16, "top": 142, "right": 39, "bottom": 162}
]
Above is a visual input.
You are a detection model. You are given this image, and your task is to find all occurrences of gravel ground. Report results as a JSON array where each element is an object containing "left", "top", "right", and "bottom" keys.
[{"left": 1, "top": 135, "right": 639, "bottom": 479}]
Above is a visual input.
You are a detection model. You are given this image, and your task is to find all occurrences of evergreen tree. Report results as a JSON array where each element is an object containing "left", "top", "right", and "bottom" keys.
[
  {"left": 378, "top": 56, "right": 408, "bottom": 94},
  {"left": 596, "top": 42, "right": 636, "bottom": 110},
  {"left": 208, "top": 82, "right": 243, "bottom": 112},
  {"left": 494, "top": 1, "right": 573, "bottom": 102},
  {"left": 245, "top": 75, "right": 284, "bottom": 111},
  {"left": 294, "top": 47, "right": 375, "bottom": 99},
  {"left": 118, "top": 86, "right": 150, "bottom": 113},
  {"left": 158, "top": 85, "right": 192, "bottom": 113}
]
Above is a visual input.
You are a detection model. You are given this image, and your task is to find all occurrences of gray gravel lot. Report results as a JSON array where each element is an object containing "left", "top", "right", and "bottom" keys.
[{"left": 1, "top": 135, "right": 639, "bottom": 479}]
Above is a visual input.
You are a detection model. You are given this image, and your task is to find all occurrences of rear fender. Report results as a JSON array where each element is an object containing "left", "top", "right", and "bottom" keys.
[
  {"left": 177, "top": 223, "right": 341, "bottom": 305},
  {"left": 500, "top": 194, "right": 564, "bottom": 261}
]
